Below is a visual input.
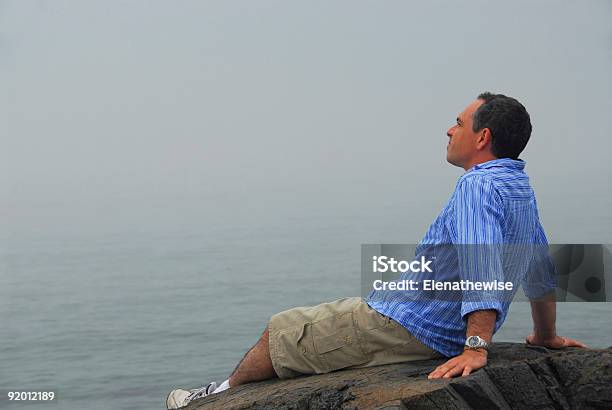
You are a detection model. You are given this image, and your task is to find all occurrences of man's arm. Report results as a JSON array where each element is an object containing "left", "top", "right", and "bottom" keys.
[
  {"left": 522, "top": 227, "right": 586, "bottom": 349},
  {"left": 525, "top": 291, "right": 586, "bottom": 348},
  {"left": 428, "top": 175, "right": 504, "bottom": 379},
  {"left": 428, "top": 309, "right": 495, "bottom": 379}
]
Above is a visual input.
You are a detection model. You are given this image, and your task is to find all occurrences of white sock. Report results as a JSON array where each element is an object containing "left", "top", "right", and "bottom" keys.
[{"left": 213, "top": 379, "right": 230, "bottom": 393}]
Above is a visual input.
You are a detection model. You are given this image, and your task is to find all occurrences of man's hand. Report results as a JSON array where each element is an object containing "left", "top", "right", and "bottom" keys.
[
  {"left": 525, "top": 334, "right": 587, "bottom": 349},
  {"left": 428, "top": 349, "right": 487, "bottom": 379}
]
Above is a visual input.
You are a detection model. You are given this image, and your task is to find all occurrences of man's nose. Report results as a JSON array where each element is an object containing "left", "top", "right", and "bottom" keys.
[{"left": 447, "top": 127, "right": 454, "bottom": 137}]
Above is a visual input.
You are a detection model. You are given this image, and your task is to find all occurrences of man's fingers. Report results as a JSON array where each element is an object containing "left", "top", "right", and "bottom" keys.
[
  {"left": 428, "top": 369, "right": 443, "bottom": 379},
  {"left": 428, "top": 368, "right": 442, "bottom": 379},
  {"left": 525, "top": 335, "right": 587, "bottom": 349},
  {"left": 443, "top": 365, "right": 464, "bottom": 378},
  {"left": 563, "top": 337, "right": 587, "bottom": 348},
  {"left": 428, "top": 366, "right": 449, "bottom": 379},
  {"left": 429, "top": 354, "right": 485, "bottom": 379},
  {"left": 428, "top": 359, "right": 458, "bottom": 379}
]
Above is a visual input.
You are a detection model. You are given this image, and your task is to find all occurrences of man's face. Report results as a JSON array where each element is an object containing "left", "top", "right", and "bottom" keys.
[{"left": 446, "top": 99, "right": 484, "bottom": 169}]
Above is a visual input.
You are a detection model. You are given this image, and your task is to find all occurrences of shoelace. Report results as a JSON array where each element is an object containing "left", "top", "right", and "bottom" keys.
[{"left": 187, "top": 383, "right": 215, "bottom": 401}]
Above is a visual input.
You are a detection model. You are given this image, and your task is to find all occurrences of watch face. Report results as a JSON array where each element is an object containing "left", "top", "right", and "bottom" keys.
[{"left": 468, "top": 336, "right": 479, "bottom": 347}]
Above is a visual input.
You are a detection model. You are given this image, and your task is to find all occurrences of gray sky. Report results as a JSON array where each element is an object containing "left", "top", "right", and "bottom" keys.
[{"left": 2, "top": 0, "right": 611, "bottom": 242}]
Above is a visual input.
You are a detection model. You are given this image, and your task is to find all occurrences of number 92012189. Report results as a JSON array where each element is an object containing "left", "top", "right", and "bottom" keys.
[{"left": 8, "top": 392, "right": 55, "bottom": 401}]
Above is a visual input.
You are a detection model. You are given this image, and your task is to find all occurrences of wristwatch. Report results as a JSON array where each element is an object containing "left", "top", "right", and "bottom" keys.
[{"left": 464, "top": 335, "right": 490, "bottom": 351}]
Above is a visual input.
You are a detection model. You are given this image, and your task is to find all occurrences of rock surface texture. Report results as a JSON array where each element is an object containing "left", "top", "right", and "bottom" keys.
[{"left": 185, "top": 343, "right": 612, "bottom": 409}]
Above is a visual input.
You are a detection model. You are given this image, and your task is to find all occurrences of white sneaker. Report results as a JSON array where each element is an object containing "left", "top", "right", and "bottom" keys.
[{"left": 166, "top": 381, "right": 217, "bottom": 409}]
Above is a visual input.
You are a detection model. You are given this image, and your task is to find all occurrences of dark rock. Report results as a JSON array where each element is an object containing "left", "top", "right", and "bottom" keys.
[
  {"left": 185, "top": 343, "right": 612, "bottom": 410},
  {"left": 449, "top": 371, "right": 510, "bottom": 410}
]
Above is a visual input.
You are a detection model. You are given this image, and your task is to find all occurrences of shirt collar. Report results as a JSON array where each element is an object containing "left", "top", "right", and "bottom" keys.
[{"left": 470, "top": 158, "right": 525, "bottom": 172}]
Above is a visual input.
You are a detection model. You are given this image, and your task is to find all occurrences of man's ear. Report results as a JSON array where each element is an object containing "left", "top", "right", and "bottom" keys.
[{"left": 476, "top": 128, "right": 492, "bottom": 151}]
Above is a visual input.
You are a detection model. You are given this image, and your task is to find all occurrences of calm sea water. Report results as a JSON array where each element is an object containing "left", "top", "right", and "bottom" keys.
[{"left": 2, "top": 223, "right": 611, "bottom": 410}]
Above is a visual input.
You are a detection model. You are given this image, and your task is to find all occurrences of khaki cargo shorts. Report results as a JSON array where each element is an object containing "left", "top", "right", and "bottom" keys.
[{"left": 268, "top": 297, "right": 443, "bottom": 379}]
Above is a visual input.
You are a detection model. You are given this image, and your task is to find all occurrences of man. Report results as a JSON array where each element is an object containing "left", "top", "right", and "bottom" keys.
[{"left": 166, "top": 92, "right": 586, "bottom": 409}]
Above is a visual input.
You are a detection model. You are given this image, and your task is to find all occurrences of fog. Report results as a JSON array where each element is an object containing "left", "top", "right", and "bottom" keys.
[{"left": 2, "top": 0, "right": 611, "bottom": 242}]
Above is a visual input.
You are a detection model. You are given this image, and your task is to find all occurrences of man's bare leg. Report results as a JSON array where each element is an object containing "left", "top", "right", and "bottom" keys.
[
  {"left": 228, "top": 327, "right": 277, "bottom": 387},
  {"left": 165, "top": 328, "right": 276, "bottom": 408}
]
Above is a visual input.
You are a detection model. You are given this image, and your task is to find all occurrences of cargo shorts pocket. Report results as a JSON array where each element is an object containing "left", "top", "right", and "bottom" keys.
[{"left": 308, "top": 311, "right": 370, "bottom": 373}]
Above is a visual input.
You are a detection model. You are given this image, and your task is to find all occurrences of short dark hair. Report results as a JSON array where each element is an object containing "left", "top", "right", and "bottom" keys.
[{"left": 472, "top": 92, "right": 532, "bottom": 160}]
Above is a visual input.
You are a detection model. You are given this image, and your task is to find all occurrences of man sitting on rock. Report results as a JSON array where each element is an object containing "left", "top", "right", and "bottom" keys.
[{"left": 166, "top": 92, "right": 586, "bottom": 409}]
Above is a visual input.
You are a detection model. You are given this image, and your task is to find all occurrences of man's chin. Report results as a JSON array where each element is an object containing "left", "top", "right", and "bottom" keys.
[{"left": 446, "top": 155, "right": 462, "bottom": 168}]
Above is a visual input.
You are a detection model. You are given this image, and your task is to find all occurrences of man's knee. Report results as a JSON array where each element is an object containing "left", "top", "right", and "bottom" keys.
[{"left": 259, "top": 327, "right": 270, "bottom": 346}]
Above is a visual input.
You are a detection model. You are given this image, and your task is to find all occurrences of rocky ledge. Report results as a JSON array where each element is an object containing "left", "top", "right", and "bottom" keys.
[{"left": 186, "top": 343, "right": 611, "bottom": 409}]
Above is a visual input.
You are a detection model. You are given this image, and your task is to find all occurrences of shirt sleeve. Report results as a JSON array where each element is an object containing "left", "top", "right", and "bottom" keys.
[
  {"left": 451, "top": 175, "right": 505, "bottom": 320},
  {"left": 522, "top": 220, "right": 558, "bottom": 299}
]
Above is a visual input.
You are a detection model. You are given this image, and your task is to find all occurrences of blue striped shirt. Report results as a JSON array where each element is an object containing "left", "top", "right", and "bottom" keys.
[{"left": 366, "top": 158, "right": 557, "bottom": 357}]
